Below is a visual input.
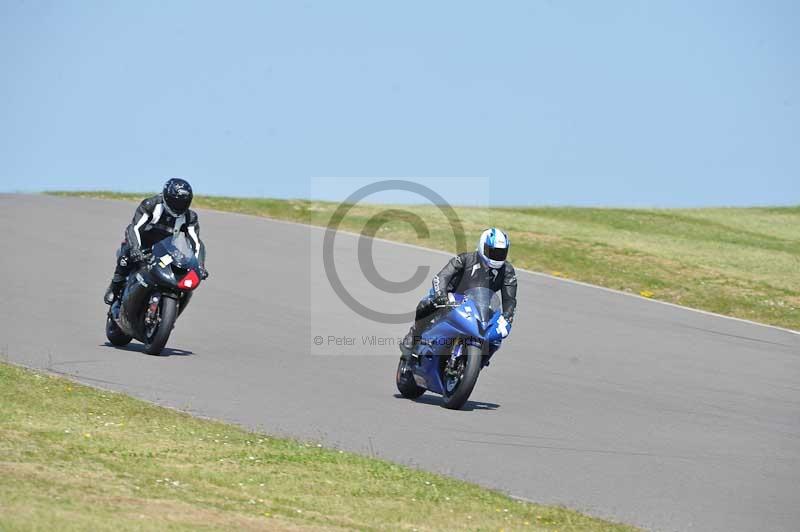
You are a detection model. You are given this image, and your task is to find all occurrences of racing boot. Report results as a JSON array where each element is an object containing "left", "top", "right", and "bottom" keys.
[{"left": 103, "top": 278, "right": 125, "bottom": 305}]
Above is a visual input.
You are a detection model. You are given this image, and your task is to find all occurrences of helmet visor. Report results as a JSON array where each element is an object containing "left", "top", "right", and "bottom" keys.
[
  {"left": 483, "top": 243, "right": 508, "bottom": 262},
  {"left": 166, "top": 195, "right": 192, "bottom": 214}
]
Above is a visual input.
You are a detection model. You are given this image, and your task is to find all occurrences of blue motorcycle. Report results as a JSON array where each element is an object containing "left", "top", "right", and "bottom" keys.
[{"left": 396, "top": 287, "right": 511, "bottom": 410}]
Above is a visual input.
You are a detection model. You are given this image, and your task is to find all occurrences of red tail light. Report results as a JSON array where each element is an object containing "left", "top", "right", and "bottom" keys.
[{"left": 178, "top": 270, "right": 200, "bottom": 290}]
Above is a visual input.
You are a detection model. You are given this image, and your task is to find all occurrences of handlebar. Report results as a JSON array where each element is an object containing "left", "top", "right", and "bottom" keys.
[{"left": 433, "top": 294, "right": 462, "bottom": 309}]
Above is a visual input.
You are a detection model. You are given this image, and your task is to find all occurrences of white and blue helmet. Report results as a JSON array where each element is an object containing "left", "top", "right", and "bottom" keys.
[{"left": 478, "top": 228, "right": 510, "bottom": 269}]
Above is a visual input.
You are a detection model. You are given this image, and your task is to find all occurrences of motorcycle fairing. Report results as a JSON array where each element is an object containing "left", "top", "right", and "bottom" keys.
[
  {"left": 109, "top": 235, "right": 199, "bottom": 342},
  {"left": 413, "top": 289, "right": 505, "bottom": 394}
]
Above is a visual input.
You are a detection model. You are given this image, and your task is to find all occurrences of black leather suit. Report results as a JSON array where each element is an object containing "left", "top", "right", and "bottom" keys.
[
  {"left": 410, "top": 251, "right": 518, "bottom": 340},
  {"left": 111, "top": 194, "right": 206, "bottom": 285}
]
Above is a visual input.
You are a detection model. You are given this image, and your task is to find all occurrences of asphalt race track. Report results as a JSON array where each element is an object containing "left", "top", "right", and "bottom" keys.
[{"left": 1, "top": 194, "right": 799, "bottom": 532}]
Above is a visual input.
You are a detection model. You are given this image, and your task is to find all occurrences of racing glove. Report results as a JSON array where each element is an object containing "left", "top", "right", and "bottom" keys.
[
  {"left": 496, "top": 314, "right": 512, "bottom": 338},
  {"left": 433, "top": 292, "right": 450, "bottom": 306},
  {"left": 129, "top": 247, "right": 146, "bottom": 263}
]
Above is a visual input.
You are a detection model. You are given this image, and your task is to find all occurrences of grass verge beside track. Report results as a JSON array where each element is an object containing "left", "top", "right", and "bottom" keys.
[
  {"left": 0, "top": 362, "right": 634, "bottom": 531},
  {"left": 50, "top": 191, "right": 800, "bottom": 331}
]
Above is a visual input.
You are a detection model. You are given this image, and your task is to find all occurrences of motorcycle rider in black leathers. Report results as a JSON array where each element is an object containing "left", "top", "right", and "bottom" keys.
[
  {"left": 400, "top": 227, "right": 517, "bottom": 359},
  {"left": 103, "top": 178, "right": 208, "bottom": 305}
]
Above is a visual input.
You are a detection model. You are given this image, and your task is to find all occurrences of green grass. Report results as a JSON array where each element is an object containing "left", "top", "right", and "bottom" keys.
[
  {"left": 0, "top": 362, "right": 635, "bottom": 531},
  {"left": 51, "top": 191, "right": 800, "bottom": 331}
]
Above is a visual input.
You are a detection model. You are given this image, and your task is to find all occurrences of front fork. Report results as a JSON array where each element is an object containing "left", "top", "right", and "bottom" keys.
[
  {"left": 144, "top": 293, "right": 161, "bottom": 329},
  {"left": 443, "top": 340, "right": 465, "bottom": 379},
  {"left": 449, "top": 342, "right": 463, "bottom": 364}
]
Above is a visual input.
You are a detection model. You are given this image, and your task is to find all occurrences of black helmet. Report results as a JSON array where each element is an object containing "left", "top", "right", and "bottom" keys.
[{"left": 162, "top": 178, "right": 193, "bottom": 215}]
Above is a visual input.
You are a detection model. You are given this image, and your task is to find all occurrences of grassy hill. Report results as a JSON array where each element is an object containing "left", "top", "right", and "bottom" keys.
[{"left": 52, "top": 191, "right": 800, "bottom": 331}]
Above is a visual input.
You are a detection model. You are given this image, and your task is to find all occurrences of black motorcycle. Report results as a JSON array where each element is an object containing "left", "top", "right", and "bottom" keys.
[{"left": 105, "top": 234, "right": 203, "bottom": 355}]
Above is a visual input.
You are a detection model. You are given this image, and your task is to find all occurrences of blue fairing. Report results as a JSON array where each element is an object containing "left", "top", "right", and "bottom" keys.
[{"left": 412, "top": 288, "right": 507, "bottom": 395}]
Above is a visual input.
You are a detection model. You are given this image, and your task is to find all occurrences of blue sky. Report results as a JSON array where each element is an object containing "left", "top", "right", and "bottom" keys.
[{"left": 1, "top": 1, "right": 797, "bottom": 206}]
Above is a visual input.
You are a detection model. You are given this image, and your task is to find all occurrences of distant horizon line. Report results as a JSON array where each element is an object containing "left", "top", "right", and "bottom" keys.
[{"left": 18, "top": 189, "right": 799, "bottom": 210}]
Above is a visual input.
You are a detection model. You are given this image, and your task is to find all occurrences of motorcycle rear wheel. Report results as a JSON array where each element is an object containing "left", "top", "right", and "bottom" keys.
[
  {"left": 441, "top": 344, "right": 482, "bottom": 410},
  {"left": 396, "top": 357, "right": 426, "bottom": 399},
  {"left": 143, "top": 296, "right": 178, "bottom": 355},
  {"left": 105, "top": 315, "right": 132, "bottom": 346}
]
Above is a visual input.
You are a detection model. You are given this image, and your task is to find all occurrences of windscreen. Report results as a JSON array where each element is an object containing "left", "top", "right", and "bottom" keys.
[
  {"left": 152, "top": 234, "right": 197, "bottom": 269},
  {"left": 463, "top": 287, "right": 502, "bottom": 323}
]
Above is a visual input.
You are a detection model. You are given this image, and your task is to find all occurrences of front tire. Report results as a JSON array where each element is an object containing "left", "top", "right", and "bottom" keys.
[
  {"left": 105, "top": 316, "right": 132, "bottom": 346},
  {"left": 396, "top": 357, "right": 425, "bottom": 399},
  {"left": 441, "top": 344, "right": 482, "bottom": 410},
  {"left": 143, "top": 296, "right": 178, "bottom": 355}
]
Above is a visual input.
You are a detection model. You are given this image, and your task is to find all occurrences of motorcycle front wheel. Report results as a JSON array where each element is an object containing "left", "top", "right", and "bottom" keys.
[
  {"left": 441, "top": 343, "right": 482, "bottom": 410},
  {"left": 143, "top": 295, "right": 178, "bottom": 355}
]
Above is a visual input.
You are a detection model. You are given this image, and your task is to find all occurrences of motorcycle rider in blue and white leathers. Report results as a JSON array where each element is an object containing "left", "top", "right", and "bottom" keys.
[{"left": 400, "top": 228, "right": 517, "bottom": 359}]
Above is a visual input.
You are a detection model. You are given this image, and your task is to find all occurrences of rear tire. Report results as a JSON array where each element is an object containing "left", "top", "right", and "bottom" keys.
[
  {"left": 396, "top": 357, "right": 425, "bottom": 399},
  {"left": 143, "top": 296, "right": 178, "bottom": 355},
  {"left": 105, "top": 316, "right": 132, "bottom": 346},
  {"left": 441, "top": 344, "right": 482, "bottom": 410}
]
